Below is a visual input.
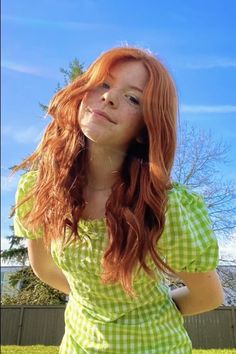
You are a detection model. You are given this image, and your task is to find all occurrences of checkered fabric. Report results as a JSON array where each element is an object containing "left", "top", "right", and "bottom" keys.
[{"left": 14, "top": 171, "right": 219, "bottom": 353}]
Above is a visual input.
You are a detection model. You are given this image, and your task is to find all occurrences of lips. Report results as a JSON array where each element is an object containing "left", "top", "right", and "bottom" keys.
[{"left": 90, "top": 108, "right": 116, "bottom": 124}]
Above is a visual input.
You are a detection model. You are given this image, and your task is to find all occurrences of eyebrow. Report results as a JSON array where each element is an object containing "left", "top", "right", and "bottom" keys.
[
  {"left": 108, "top": 73, "right": 144, "bottom": 93},
  {"left": 128, "top": 85, "right": 143, "bottom": 93}
]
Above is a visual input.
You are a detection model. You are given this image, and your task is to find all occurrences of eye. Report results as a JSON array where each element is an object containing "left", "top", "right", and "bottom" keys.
[
  {"left": 101, "top": 82, "right": 110, "bottom": 89},
  {"left": 125, "top": 94, "right": 140, "bottom": 105}
]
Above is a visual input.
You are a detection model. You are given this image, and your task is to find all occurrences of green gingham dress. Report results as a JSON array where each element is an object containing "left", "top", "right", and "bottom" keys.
[{"left": 14, "top": 171, "right": 219, "bottom": 354}]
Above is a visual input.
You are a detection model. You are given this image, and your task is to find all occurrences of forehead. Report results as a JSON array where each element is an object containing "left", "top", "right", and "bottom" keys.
[{"left": 107, "top": 60, "right": 149, "bottom": 89}]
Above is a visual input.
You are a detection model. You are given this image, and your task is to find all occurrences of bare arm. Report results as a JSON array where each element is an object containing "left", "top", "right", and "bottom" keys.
[
  {"left": 27, "top": 238, "right": 71, "bottom": 295},
  {"left": 170, "top": 270, "right": 224, "bottom": 316}
]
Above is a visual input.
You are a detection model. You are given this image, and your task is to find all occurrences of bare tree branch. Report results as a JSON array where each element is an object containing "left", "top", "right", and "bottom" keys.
[{"left": 172, "top": 121, "right": 236, "bottom": 238}]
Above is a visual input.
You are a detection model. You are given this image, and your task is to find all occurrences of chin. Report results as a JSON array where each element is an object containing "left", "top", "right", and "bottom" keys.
[{"left": 81, "top": 129, "right": 108, "bottom": 145}]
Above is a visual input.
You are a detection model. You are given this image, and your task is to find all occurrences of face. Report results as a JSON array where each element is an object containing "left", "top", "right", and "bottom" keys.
[{"left": 78, "top": 60, "right": 148, "bottom": 151}]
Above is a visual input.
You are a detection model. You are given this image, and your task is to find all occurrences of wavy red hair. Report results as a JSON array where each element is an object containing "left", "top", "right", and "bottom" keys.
[{"left": 11, "top": 46, "right": 178, "bottom": 296}]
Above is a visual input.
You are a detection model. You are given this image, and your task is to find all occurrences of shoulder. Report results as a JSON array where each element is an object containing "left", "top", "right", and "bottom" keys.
[
  {"left": 16, "top": 170, "right": 38, "bottom": 198},
  {"left": 161, "top": 182, "right": 214, "bottom": 245},
  {"left": 166, "top": 182, "right": 210, "bottom": 224},
  {"left": 18, "top": 170, "right": 38, "bottom": 188},
  {"left": 14, "top": 170, "right": 43, "bottom": 239},
  {"left": 158, "top": 183, "right": 219, "bottom": 272},
  {"left": 167, "top": 182, "right": 206, "bottom": 210},
  {"left": 15, "top": 170, "right": 39, "bottom": 214}
]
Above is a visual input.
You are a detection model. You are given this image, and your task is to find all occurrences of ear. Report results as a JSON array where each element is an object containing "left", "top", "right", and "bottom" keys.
[
  {"left": 136, "top": 135, "right": 145, "bottom": 144},
  {"left": 136, "top": 127, "right": 149, "bottom": 144}
]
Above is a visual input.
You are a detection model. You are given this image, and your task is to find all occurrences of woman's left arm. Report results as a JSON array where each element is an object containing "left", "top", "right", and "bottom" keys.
[{"left": 170, "top": 269, "right": 225, "bottom": 316}]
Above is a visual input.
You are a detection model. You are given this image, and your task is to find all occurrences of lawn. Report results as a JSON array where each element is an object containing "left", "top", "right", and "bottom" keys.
[{"left": 1, "top": 346, "right": 236, "bottom": 354}]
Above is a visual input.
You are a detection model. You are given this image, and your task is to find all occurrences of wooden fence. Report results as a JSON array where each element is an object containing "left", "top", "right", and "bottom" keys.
[{"left": 1, "top": 305, "right": 236, "bottom": 348}]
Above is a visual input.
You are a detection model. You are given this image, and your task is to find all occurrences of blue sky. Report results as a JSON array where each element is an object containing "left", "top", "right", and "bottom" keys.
[{"left": 2, "top": 0, "right": 236, "bottom": 260}]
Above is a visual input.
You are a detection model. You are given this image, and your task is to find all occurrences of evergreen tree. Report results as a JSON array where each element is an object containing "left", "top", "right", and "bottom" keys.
[
  {"left": 1, "top": 225, "right": 28, "bottom": 266},
  {"left": 59, "top": 58, "right": 84, "bottom": 85},
  {"left": 1, "top": 267, "right": 67, "bottom": 305},
  {"left": 39, "top": 58, "right": 84, "bottom": 112}
]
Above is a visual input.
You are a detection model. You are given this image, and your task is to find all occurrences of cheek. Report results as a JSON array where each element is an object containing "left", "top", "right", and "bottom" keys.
[
  {"left": 78, "top": 102, "right": 85, "bottom": 123},
  {"left": 78, "top": 94, "right": 91, "bottom": 122},
  {"left": 125, "top": 109, "right": 144, "bottom": 130},
  {"left": 82, "top": 90, "right": 98, "bottom": 105}
]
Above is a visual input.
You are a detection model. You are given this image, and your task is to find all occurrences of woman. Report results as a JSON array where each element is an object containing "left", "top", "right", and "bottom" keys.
[{"left": 12, "top": 46, "right": 224, "bottom": 353}]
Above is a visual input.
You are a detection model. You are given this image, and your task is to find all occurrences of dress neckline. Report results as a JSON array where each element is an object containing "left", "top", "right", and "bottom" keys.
[
  {"left": 79, "top": 183, "right": 181, "bottom": 225},
  {"left": 79, "top": 217, "right": 106, "bottom": 226},
  {"left": 78, "top": 217, "right": 107, "bottom": 240},
  {"left": 80, "top": 217, "right": 105, "bottom": 221}
]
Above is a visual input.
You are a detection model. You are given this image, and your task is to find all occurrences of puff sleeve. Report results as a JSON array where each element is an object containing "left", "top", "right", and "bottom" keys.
[
  {"left": 14, "top": 171, "right": 43, "bottom": 240},
  {"left": 158, "top": 183, "right": 219, "bottom": 273}
]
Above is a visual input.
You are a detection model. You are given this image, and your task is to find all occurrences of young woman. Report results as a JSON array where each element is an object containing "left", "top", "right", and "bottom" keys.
[{"left": 12, "top": 46, "right": 224, "bottom": 353}]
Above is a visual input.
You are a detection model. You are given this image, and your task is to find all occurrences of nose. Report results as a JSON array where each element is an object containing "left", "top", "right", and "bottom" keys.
[{"left": 101, "top": 89, "right": 119, "bottom": 108}]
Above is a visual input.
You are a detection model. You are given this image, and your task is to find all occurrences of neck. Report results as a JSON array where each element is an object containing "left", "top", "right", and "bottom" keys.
[{"left": 86, "top": 141, "right": 125, "bottom": 190}]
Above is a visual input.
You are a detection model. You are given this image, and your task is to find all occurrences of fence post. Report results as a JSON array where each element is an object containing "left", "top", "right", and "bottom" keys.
[
  {"left": 17, "top": 306, "right": 24, "bottom": 345},
  {"left": 232, "top": 307, "right": 236, "bottom": 347}
]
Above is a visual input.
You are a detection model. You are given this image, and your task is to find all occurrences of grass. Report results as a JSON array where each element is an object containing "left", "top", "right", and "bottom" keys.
[
  {"left": 1, "top": 346, "right": 236, "bottom": 354},
  {"left": 1, "top": 347, "right": 58, "bottom": 354}
]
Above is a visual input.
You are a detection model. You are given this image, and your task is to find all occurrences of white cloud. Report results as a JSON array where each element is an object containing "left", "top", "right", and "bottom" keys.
[
  {"left": 186, "top": 58, "right": 236, "bottom": 69},
  {"left": 179, "top": 55, "right": 236, "bottom": 70},
  {"left": 2, "top": 15, "right": 114, "bottom": 31},
  {"left": 2, "top": 61, "right": 57, "bottom": 79},
  {"left": 3, "top": 125, "right": 44, "bottom": 144},
  {"left": 1, "top": 174, "right": 20, "bottom": 192},
  {"left": 2, "top": 61, "right": 44, "bottom": 76},
  {"left": 181, "top": 105, "right": 236, "bottom": 114}
]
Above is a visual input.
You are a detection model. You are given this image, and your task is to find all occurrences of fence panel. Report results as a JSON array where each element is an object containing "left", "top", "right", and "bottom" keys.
[
  {"left": 1, "top": 306, "right": 65, "bottom": 346},
  {"left": 1, "top": 305, "right": 236, "bottom": 348},
  {"left": 184, "top": 307, "right": 236, "bottom": 348},
  {"left": 1, "top": 307, "right": 21, "bottom": 345},
  {"left": 20, "top": 306, "right": 65, "bottom": 345}
]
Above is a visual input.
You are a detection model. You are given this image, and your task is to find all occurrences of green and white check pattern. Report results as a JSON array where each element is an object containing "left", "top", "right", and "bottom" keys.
[{"left": 14, "top": 172, "right": 219, "bottom": 353}]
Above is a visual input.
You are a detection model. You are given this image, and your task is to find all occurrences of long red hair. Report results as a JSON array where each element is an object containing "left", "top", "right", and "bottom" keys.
[{"left": 11, "top": 46, "right": 178, "bottom": 296}]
